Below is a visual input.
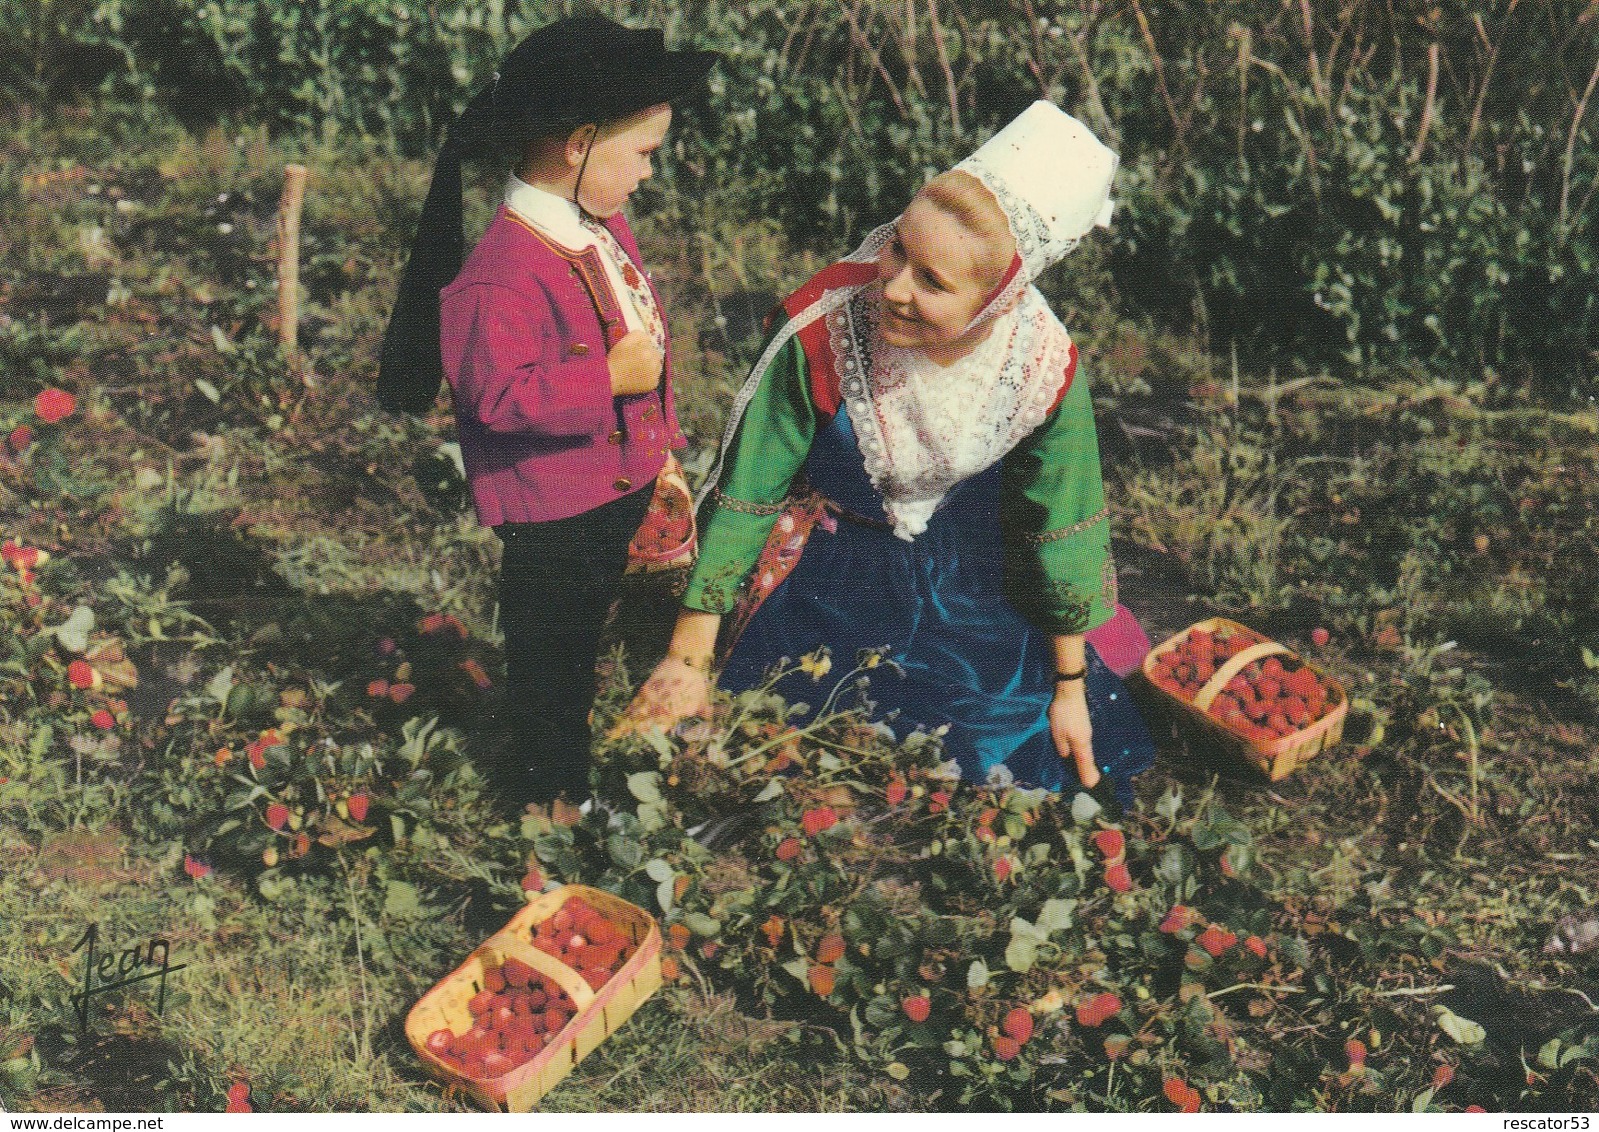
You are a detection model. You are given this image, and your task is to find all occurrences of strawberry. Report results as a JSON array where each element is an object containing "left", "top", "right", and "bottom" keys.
[
  {"left": 809, "top": 964, "right": 836, "bottom": 996},
  {"left": 183, "top": 854, "right": 212, "bottom": 880},
  {"left": 7, "top": 424, "right": 33, "bottom": 453},
  {"left": 801, "top": 806, "right": 838, "bottom": 836},
  {"left": 815, "top": 933, "right": 846, "bottom": 964},
  {"left": 1092, "top": 829, "right": 1125, "bottom": 860},
  {"left": 1243, "top": 935, "right": 1269, "bottom": 959},
  {"left": 389, "top": 682, "right": 415, "bottom": 704},
  {"left": 1001, "top": 1006, "right": 1034, "bottom": 1044},
  {"left": 347, "top": 793, "right": 370, "bottom": 823},
  {"left": 928, "top": 790, "right": 950, "bottom": 813},
  {"left": 265, "top": 802, "right": 289, "bottom": 831},
  {"left": 775, "top": 836, "right": 802, "bottom": 862},
  {"left": 1163, "top": 1076, "right": 1202, "bottom": 1112},
  {"left": 1158, "top": 905, "right": 1198, "bottom": 933},
  {"left": 760, "top": 915, "right": 785, "bottom": 949},
  {"left": 1345, "top": 1038, "right": 1367, "bottom": 1069},
  {"left": 1104, "top": 861, "right": 1133, "bottom": 893},
  {"left": 902, "top": 995, "right": 931, "bottom": 1022},
  {"left": 34, "top": 387, "right": 76, "bottom": 423},
  {"left": 227, "top": 1082, "right": 250, "bottom": 1105},
  {"left": 67, "top": 660, "right": 96, "bottom": 689},
  {"left": 90, "top": 708, "right": 115, "bottom": 730},
  {"left": 483, "top": 968, "right": 505, "bottom": 993},
  {"left": 1433, "top": 1063, "right": 1455, "bottom": 1090},
  {"left": 885, "top": 779, "right": 908, "bottom": 806},
  {"left": 425, "top": 1029, "right": 453, "bottom": 1057},
  {"left": 1075, "top": 991, "right": 1122, "bottom": 1028},
  {"left": 366, "top": 679, "right": 389, "bottom": 698},
  {"left": 1196, "top": 927, "right": 1238, "bottom": 957},
  {"left": 1310, "top": 626, "right": 1331, "bottom": 647},
  {"left": 993, "top": 855, "right": 1014, "bottom": 882},
  {"left": 991, "top": 1034, "right": 1021, "bottom": 1061}
]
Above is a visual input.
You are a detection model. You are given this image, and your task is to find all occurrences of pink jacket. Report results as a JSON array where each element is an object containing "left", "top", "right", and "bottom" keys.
[{"left": 440, "top": 206, "right": 684, "bottom": 525}]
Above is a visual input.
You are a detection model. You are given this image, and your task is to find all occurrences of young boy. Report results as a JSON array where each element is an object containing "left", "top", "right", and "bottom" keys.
[{"left": 379, "top": 16, "right": 717, "bottom": 812}]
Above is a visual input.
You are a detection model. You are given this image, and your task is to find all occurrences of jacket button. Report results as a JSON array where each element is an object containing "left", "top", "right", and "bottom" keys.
[
  {"left": 568, "top": 343, "right": 590, "bottom": 357},
  {"left": 607, "top": 430, "right": 624, "bottom": 445},
  {"left": 614, "top": 477, "right": 632, "bottom": 492}
]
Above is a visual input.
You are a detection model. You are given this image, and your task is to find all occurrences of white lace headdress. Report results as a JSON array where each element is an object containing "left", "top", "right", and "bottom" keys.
[{"left": 702, "top": 102, "right": 1119, "bottom": 540}]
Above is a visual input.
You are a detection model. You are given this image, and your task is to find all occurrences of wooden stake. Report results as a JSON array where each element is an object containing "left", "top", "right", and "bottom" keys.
[{"left": 276, "top": 163, "right": 310, "bottom": 374}]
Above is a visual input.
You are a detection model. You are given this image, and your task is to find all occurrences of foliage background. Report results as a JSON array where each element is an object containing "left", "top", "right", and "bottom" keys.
[{"left": 6, "top": 0, "right": 1598, "bottom": 392}]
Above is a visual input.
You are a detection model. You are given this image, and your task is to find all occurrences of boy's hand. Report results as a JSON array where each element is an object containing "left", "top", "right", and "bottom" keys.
[{"left": 607, "top": 330, "right": 664, "bottom": 396}]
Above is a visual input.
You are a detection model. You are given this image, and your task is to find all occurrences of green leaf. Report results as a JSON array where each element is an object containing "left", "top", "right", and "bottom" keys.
[
  {"left": 1004, "top": 936, "right": 1038, "bottom": 973},
  {"left": 1436, "top": 1007, "right": 1486, "bottom": 1045},
  {"left": 1070, "top": 791, "right": 1102, "bottom": 823},
  {"left": 1538, "top": 1038, "right": 1562, "bottom": 1070},
  {"left": 1038, "top": 898, "right": 1075, "bottom": 933},
  {"left": 752, "top": 778, "right": 784, "bottom": 803},
  {"left": 194, "top": 378, "right": 221, "bottom": 404},
  {"left": 644, "top": 857, "right": 675, "bottom": 883},
  {"left": 206, "top": 665, "right": 236, "bottom": 706},
  {"left": 967, "top": 959, "right": 991, "bottom": 990},
  {"left": 383, "top": 880, "right": 422, "bottom": 919},
  {"left": 656, "top": 877, "right": 675, "bottom": 916},
  {"left": 607, "top": 834, "right": 643, "bottom": 871},
  {"left": 682, "top": 912, "right": 720, "bottom": 937},
  {"left": 627, "top": 771, "right": 662, "bottom": 805},
  {"left": 51, "top": 606, "right": 95, "bottom": 654},
  {"left": 1154, "top": 786, "right": 1183, "bottom": 821}
]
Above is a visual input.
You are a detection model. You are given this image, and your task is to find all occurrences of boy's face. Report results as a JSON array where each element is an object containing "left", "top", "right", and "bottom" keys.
[{"left": 572, "top": 103, "right": 672, "bottom": 218}]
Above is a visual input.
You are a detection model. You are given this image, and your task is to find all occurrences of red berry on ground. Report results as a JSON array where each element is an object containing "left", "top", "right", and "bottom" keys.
[
  {"left": 902, "top": 995, "right": 931, "bottom": 1023},
  {"left": 34, "top": 387, "right": 77, "bottom": 423},
  {"left": 991, "top": 1034, "right": 1021, "bottom": 1061},
  {"left": 1104, "top": 861, "right": 1134, "bottom": 893},
  {"left": 1002, "top": 1006, "right": 1034, "bottom": 1044},
  {"left": 1311, "top": 626, "right": 1331, "bottom": 647},
  {"left": 265, "top": 803, "right": 289, "bottom": 830},
  {"left": 347, "top": 793, "right": 369, "bottom": 822}
]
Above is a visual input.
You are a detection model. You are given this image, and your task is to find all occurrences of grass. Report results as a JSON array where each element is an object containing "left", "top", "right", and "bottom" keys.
[{"left": 3, "top": 106, "right": 1599, "bottom": 1113}]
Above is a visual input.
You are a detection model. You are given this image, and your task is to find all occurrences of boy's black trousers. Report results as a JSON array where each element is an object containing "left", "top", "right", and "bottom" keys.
[{"left": 491, "top": 480, "right": 653, "bottom": 809}]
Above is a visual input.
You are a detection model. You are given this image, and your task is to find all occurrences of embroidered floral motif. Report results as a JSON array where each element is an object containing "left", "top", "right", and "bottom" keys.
[
  {"left": 1025, "top": 506, "right": 1110, "bottom": 545},
  {"left": 1101, "top": 553, "right": 1119, "bottom": 610},
  {"left": 710, "top": 488, "right": 787, "bottom": 516},
  {"left": 1035, "top": 578, "right": 1097, "bottom": 635}
]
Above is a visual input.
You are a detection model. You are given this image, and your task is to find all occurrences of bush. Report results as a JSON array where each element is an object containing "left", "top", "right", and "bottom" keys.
[{"left": 9, "top": 0, "right": 1595, "bottom": 393}]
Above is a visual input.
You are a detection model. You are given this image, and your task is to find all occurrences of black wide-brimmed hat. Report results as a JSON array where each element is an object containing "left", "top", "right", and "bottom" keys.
[{"left": 377, "top": 15, "right": 718, "bottom": 414}]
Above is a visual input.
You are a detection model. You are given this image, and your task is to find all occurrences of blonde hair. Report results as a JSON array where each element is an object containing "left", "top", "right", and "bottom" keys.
[{"left": 914, "top": 170, "right": 1016, "bottom": 292}]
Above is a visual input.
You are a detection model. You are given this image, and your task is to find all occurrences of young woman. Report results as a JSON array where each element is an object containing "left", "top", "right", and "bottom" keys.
[
  {"left": 621, "top": 102, "right": 1154, "bottom": 807},
  {"left": 380, "top": 16, "right": 716, "bottom": 811}
]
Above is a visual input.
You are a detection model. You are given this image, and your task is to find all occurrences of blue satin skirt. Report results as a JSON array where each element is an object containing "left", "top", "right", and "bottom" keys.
[{"left": 717, "top": 415, "right": 1155, "bottom": 805}]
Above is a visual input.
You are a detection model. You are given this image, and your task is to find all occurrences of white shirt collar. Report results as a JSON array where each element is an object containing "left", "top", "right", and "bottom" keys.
[{"left": 504, "top": 174, "right": 592, "bottom": 251}]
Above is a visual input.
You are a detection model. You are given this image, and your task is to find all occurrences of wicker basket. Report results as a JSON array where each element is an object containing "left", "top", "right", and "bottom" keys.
[
  {"left": 405, "top": 885, "right": 663, "bottom": 1111},
  {"left": 1140, "top": 617, "right": 1348, "bottom": 781}
]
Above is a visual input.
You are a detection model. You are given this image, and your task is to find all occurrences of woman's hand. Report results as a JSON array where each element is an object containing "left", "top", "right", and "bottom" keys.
[
  {"left": 611, "top": 654, "right": 711, "bottom": 736},
  {"left": 1048, "top": 680, "right": 1099, "bottom": 790}
]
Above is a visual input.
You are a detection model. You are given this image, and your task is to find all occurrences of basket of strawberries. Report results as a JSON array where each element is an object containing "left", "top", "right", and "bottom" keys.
[
  {"left": 1140, "top": 617, "right": 1348, "bottom": 781},
  {"left": 406, "top": 886, "right": 662, "bottom": 1111}
]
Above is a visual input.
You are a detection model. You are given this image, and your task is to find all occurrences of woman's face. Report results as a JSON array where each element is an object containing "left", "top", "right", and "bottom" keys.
[
  {"left": 572, "top": 103, "right": 672, "bottom": 218},
  {"left": 875, "top": 196, "right": 1000, "bottom": 361}
]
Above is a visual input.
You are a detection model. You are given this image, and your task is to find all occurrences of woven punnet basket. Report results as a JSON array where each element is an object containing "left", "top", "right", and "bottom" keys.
[
  {"left": 1141, "top": 617, "right": 1348, "bottom": 781},
  {"left": 406, "top": 885, "right": 662, "bottom": 1111}
]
